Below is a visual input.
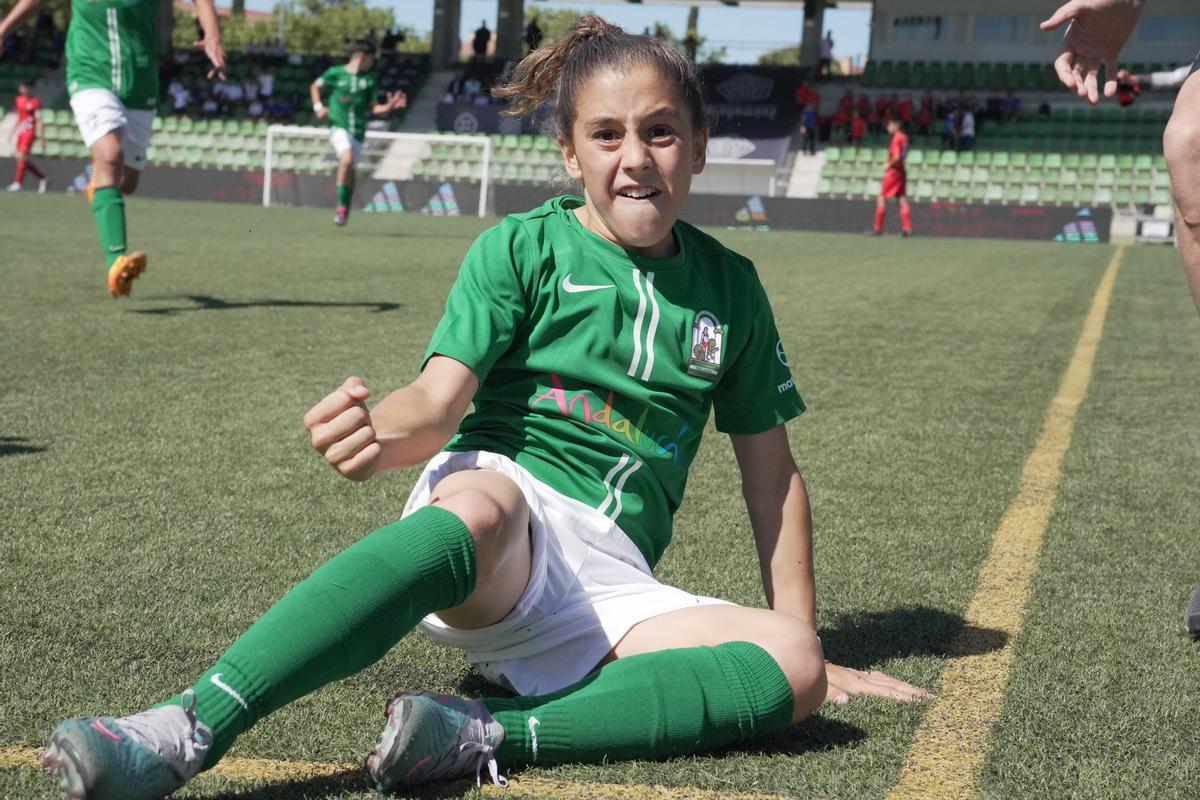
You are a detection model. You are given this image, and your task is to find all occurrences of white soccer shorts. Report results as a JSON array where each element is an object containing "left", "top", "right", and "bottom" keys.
[
  {"left": 329, "top": 127, "right": 364, "bottom": 166},
  {"left": 407, "top": 450, "right": 732, "bottom": 697},
  {"left": 69, "top": 88, "right": 155, "bottom": 171}
]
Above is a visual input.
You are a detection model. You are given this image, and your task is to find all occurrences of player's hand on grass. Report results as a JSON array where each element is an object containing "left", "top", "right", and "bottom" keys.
[
  {"left": 824, "top": 662, "right": 935, "bottom": 705},
  {"left": 1040, "top": 0, "right": 1145, "bottom": 104},
  {"left": 304, "top": 376, "right": 382, "bottom": 481},
  {"left": 195, "top": 35, "right": 227, "bottom": 81}
]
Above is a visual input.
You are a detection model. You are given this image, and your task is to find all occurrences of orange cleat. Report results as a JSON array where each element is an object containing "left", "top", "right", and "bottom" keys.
[{"left": 107, "top": 252, "right": 147, "bottom": 297}]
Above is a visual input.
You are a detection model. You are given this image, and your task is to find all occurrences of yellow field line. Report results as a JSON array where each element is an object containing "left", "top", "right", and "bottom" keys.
[
  {"left": 886, "top": 246, "right": 1125, "bottom": 800},
  {"left": 1, "top": 745, "right": 794, "bottom": 799}
]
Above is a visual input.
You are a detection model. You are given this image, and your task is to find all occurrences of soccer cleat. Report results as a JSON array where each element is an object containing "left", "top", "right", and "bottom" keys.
[
  {"left": 1187, "top": 585, "right": 1200, "bottom": 637},
  {"left": 107, "top": 252, "right": 147, "bottom": 298},
  {"left": 334, "top": 206, "right": 348, "bottom": 226},
  {"left": 6, "top": 181, "right": 20, "bottom": 192},
  {"left": 40, "top": 690, "right": 211, "bottom": 800},
  {"left": 367, "top": 691, "right": 507, "bottom": 792},
  {"left": 901, "top": 230, "right": 913, "bottom": 237},
  {"left": 864, "top": 229, "right": 882, "bottom": 236},
  {"left": 38, "top": 178, "right": 48, "bottom": 194}
]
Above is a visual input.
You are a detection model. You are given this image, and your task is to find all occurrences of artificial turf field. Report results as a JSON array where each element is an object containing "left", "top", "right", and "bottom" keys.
[{"left": 1, "top": 191, "right": 1198, "bottom": 800}]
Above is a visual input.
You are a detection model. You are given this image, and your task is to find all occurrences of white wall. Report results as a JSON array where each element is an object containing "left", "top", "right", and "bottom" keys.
[{"left": 870, "top": 0, "right": 1199, "bottom": 66}]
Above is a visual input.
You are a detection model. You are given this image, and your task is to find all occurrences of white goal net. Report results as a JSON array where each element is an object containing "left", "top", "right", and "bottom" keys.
[{"left": 262, "top": 125, "right": 492, "bottom": 217}]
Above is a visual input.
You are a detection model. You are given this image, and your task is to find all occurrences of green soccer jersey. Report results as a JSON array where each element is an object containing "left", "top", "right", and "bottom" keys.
[
  {"left": 315, "top": 65, "right": 377, "bottom": 141},
  {"left": 66, "top": 0, "right": 159, "bottom": 110},
  {"left": 425, "top": 196, "right": 805, "bottom": 570}
]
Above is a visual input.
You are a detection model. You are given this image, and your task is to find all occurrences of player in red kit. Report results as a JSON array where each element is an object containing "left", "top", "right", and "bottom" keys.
[
  {"left": 871, "top": 118, "right": 912, "bottom": 237},
  {"left": 8, "top": 81, "right": 47, "bottom": 193}
]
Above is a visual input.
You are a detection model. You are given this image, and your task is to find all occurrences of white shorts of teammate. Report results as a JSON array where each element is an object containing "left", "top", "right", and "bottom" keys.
[
  {"left": 69, "top": 88, "right": 155, "bottom": 171},
  {"left": 329, "top": 127, "right": 364, "bottom": 166},
  {"left": 408, "top": 450, "right": 732, "bottom": 697}
]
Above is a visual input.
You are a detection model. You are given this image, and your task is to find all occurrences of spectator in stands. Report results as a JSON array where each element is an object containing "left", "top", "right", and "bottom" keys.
[
  {"left": 473, "top": 20, "right": 491, "bottom": 61},
  {"left": 248, "top": 97, "right": 264, "bottom": 119},
  {"left": 258, "top": 67, "right": 274, "bottom": 98},
  {"left": 942, "top": 109, "right": 959, "bottom": 150},
  {"left": 525, "top": 15, "right": 543, "bottom": 53},
  {"left": 999, "top": 90, "right": 1021, "bottom": 122},
  {"left": 818, "top": 31, "right": 834, "bottom": 79},
  {"left": 849, "top": 109, "right": 866, "bottom": 146},
  {"left": 799, "top": 104, "right": 817, "bottom": 155},
  {"left": 898, "top": 95, "right": 912, "bottom": 126},
  {"left": 958, "top": 107, "right": 975, "bottom": 151},
  {"left": 856, "top": 93, "right": 870, "bottom": 116},
  {"left": 168, "top": 78, "right": 191, "bottom": 113},
  {"left": 915, "top": 104, "right": 933, "bottom": 138}
]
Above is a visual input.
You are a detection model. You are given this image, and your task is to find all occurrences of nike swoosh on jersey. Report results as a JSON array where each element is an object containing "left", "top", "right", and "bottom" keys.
[{"left": 562, "top": 274, "right": 615, "bottom": 293}]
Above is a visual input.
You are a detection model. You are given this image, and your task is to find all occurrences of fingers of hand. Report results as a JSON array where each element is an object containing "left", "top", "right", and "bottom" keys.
[
  {"left": 1039, "top": 0, "right": 1080, "bottom": 31},
  {"left": 1084, "top": 67, "right": 1100, "bottom": 103},
  {"left": 1054, "top": 51, "right": 1078, "bottom": 90},
  {"left": 337, "top": 440, "right": 381, "bottom": 480},
  {"left": 322, "top": 420, "right": 377, "bottom": 466},
  {"left": 309, "top": 403, "right": 372, "bottom": 452},
  {"left": 304, "top": 382, "right": 366, "bottom": 430}
]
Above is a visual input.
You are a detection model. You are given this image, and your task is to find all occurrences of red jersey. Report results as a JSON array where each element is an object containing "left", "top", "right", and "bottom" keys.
[
  {"left": 887, "top": 131, "right": 909, "bottom": 173},
  {"left": 850, "top": 116, "right": 866, "bottom": 139},
  {"left": 15, "top": 95, "right": 42, "bottom": 137}
]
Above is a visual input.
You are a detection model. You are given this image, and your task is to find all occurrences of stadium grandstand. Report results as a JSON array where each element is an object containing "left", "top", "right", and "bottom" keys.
[{"left": 0, "top": 0, "right": 1194, "bottom": 241}]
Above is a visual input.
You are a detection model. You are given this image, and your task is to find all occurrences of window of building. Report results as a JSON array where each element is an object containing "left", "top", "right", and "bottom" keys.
[
  {"left": 973, "top": 16, "right": 1030, "bottom": 44},
  {"left": 892, "top": 15, "right": 946, "bottom": 42},
  {"left": 1139, "top": 16, "right": 1200, "bottom": 42}
]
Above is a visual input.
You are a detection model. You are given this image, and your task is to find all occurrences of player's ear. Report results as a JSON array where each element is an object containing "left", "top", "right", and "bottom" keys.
[
  {"left": 559, "top": 136, "right": 583, "bottom": 181},
  {"left": 691, "top": 127, "right": 708, "bottom": 175}
]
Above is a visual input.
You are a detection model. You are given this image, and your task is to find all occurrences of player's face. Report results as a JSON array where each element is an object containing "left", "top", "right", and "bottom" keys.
[{"left": 560, "top": 65, "right": 707, "bottom": 259}]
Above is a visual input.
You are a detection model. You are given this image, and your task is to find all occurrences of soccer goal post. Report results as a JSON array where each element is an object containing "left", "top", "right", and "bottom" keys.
[{"left": 262, "top": 125, "right": 493, "bottom": 218}]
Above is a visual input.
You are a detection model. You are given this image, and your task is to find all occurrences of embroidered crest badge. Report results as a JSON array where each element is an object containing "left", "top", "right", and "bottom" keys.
[{"left": 688, "top": 310, "right": 724, "bottom": 379}]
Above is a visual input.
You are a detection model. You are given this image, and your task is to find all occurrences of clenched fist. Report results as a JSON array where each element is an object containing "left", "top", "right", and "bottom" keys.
[{"left": 304, "top": 376, "right": 381, "bottom": 481}]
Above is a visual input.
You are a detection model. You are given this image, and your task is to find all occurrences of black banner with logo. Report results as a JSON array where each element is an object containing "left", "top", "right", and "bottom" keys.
[{"left": 2, "top": 157, "right": 1110, "bottom": 243}]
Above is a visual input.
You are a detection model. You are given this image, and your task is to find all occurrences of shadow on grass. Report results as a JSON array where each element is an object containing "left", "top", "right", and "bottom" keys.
[
  {"left": 0, "top": 436, "right": 46, "bottom": 457},
  {"left": 132, "top": 295, "right": 400, "bottom": 316},
  {"left": 819, "top": 605, "right": 1008, "bottom": 670},
  {"left": 201, "top": 767, "right": 485, "bottom": 800}
]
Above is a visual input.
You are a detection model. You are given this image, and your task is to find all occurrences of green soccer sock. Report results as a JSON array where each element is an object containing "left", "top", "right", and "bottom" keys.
[
  {"left": 337, "top": 183, "right": 353, "bottom": 210},
  {"left": 179, "top": 506, "right": 476, "bottom": 769},
  {"left": 91, "top": 186, "right": 126, "bottom": 268},
  {"left": 486, "top": 641, "right": 795, "bottom": 768}
]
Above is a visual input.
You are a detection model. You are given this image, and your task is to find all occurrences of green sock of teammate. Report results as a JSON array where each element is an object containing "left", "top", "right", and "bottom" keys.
[
  {"left": 337, "top": 183, "right": 353, "bottom": 210},
  {"left": 177, "top": 506, "right": 476, "bottom": 769},
  {"left": 486, "top": 641, "right": 794, "bottom": 767},
  {"left": 91, "top": 186, "right": 126, "bottom": 268}
]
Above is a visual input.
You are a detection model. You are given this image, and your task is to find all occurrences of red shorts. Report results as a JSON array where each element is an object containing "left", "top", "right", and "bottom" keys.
[
  {"left": 16, "top": 132, "right": 35, "bottom": 155},
  {"left": 882, "top": 169, "right": 907, "bottom": 198}
]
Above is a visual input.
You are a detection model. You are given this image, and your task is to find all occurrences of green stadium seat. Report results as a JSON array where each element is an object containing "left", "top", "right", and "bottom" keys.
[
  {"left": 861, "top": 178, "right": 881, "bottom": 197},
  {"left": 992, "top": 152, "right": 1010, "bottom": 169},
  {"left": 825, "top": 147, "right": 841, "bottom": 163},
  {"left": 1151, "top": 188, "right": 1171, "bottom": 205},
  {"left": 817, "top": 178, "right": 833, "bottom": 197},
  {"left": 1010, "top": 152, "right": 1028, "bottom": 168},
  {"left": 1020, "top": 185, "right": 1040, "bottom": 204},
  {"left": 1113, "top": 188, "right": 1133, "bottom": 205},
  {"left": 914, "top": 181, "right": 934, "bottom": 201},
  {"left": 969, "top": 183, "right": 986, "bottom": 203},
  {"left": 938, "top": 150, "right": 957, "bottom": 166},
  {"left": 1059, "top": 186, "right": 1080, "bottom": 204},
  {"left": 1092, "top": 187, "right": 1114, "bottom": 205},
  {"left": 1004, "top": 184, "right": 1022, "bottom": 204},
  {"left": 1096, "top": 172, "right": 1115, "bottom": 189},
  {"left": 831, "top": 178, "right": 849, "bottom": 196},
  {"left": 1041, "top": 186, "right": 1059, "bottom": 204},
  {"left": 985, "top": 184, "right": 1004, "bottom": 204},
  {"left": 971, "top": 166, "right": 990, "bottom": 184}
]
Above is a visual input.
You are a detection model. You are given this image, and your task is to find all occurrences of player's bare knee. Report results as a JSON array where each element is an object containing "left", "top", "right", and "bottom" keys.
[{"left": 430, "top": 474, "right": 527, "bottom": 557}]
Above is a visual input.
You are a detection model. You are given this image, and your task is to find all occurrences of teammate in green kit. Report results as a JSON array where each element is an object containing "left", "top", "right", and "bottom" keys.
[
  {"left": 39, "top": 16, "right": 933, "bottom": 800},
  {"left": 0, "top": 0, "right": 225, "bottom": 297},
  {"left": 310, "top": 38, "right": 406, "bottom": 227}
]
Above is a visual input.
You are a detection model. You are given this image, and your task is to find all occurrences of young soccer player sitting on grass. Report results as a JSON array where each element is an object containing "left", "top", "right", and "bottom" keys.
[
  {"left": 40, "top": 17, "right": 933, "bottom": 800},
  {"left": 311, "top": 39, "right": 407, "bottom": 228}
]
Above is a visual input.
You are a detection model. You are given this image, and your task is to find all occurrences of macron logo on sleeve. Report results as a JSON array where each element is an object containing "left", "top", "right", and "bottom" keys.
[{"left": 562, "top": 274, "right": 615, "bottom": 293}]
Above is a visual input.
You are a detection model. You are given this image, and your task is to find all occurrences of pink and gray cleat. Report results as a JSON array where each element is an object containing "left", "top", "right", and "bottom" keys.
[
  {"left": 40, "top": 690, "right": 211, "bottom": 800},
  {"left": 367, "top": 690, "right": 506, "bottom": 792}
]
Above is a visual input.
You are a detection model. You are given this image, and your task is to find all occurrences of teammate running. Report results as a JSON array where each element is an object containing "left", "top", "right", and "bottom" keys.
[
  {"left": 871, "top": 117, "right": 913, "bottom": 237},
  {"left": 0, "top": 0, "right": 225, "bottom": 297},
  {"left": 7, "top": 80, "right": 47, "bottom": 193},
  {"left": 310, "top": 39, "right": 407, "bottom": 227},
  {"left": 39, "top": 17, "right": 931, "bottom": 800}
]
